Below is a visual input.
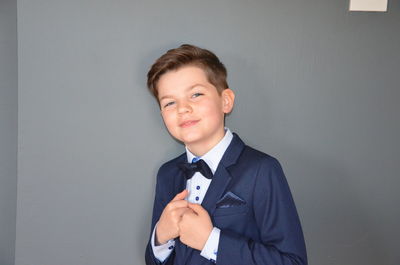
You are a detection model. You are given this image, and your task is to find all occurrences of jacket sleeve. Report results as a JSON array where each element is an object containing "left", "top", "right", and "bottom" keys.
[
  {"left": 145, "top": 167, "right": 176, "bottom": 265},
  {"left": 216, "top": 158, "right": 307, "bottom": 265}
]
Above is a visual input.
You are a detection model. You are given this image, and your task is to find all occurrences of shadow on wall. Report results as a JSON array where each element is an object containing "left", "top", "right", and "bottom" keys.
[
  {"left": 223, "top": 52, "right": 389, "bottom": 264},
  {"left": 284, "top": 149, "right": 385, "bottom": 265}
]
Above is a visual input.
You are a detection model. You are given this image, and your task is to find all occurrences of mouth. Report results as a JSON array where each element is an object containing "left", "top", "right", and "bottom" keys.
[{"left": 179, "top": 120, "right": 200, "bottom": 128}]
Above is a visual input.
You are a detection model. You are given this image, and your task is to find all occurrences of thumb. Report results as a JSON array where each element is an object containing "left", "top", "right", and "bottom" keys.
[
  {"left": 188, "top": 203, "right": 206, "bottom": 215},
  {"left": 172, "top": 189, "right": 188, "bottom": 201}
]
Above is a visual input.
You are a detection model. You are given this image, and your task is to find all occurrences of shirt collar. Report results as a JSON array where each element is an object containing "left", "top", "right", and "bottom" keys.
[{"left": 185, "top": 128, "right": 233, "bottom": 174}]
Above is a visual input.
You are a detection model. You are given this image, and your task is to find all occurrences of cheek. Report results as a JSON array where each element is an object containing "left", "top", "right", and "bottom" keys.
[
  {"left": 161, "top": 113, "right": 174, "bottom": 129},
  {"left": 201, "top": 102, "right": 224, "bottom": 121}
]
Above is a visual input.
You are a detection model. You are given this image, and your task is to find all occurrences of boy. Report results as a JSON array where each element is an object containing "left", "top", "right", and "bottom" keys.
[{"left": 145, "top": 44, "right": 307, "bottom": 265}]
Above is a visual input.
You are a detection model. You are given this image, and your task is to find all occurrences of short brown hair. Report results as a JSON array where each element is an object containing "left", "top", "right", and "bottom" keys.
[{"left": 147, "top": 44, "right": 228, "bottom": 101}]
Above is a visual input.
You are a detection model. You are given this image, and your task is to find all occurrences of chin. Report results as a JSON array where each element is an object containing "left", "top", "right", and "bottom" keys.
[
  {"left": 180, "top": 136, "right": 202, "bottom": 145},
  {"left": 178, "top": 132, "right": 205, "bottom": 146}
]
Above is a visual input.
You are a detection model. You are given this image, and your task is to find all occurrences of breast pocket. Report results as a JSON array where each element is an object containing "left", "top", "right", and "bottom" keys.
[{"left": 213, "top": 204, "right": 249, "bottom": 217}]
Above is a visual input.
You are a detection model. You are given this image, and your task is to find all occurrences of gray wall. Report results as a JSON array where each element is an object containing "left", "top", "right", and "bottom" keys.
[
  {"left": 0, "top": 0, "right": 17, "bottom": 265},
  {"left": 12, "top": 0, "right": 400, "bottom": 265}
]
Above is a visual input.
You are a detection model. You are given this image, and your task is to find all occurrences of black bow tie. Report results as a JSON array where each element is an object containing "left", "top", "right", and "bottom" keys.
[{"left": 178, "top": 159, "right": 213, "bottom": 179}]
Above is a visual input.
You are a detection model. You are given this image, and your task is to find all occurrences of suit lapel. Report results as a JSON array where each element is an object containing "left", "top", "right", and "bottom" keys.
[
  {"left": 201, "top": 133, "right": 245, "bottom": 216},
  {"left": 174, "top": 170, "right": 186, "bottom": 196},
  {"left": 173, "top": 154, "right": 187, "bottom": 196},
  {"left": 201, "top": 166, "right": 231, "bottom": 215},
  {"left": 172, "top": 154, "right": 190, "bottom": 265},
  {"left": 181, "top": 133, "right": 245, "bottom": 263}
]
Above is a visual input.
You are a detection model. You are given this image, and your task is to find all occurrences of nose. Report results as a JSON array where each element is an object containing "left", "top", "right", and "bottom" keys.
[{"left": 177, "top": 100, "right": 192, "bottom": 114}]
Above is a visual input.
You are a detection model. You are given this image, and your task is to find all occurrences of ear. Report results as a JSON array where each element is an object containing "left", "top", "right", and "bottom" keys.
[{"left": 221, "top": 88, "right": 235, "bottom": 114}]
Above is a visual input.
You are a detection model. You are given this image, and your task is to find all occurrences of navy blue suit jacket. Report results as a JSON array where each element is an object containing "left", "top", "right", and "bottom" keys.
[{"left": 145, "top": 133, "right": 307, "bottom": 265}]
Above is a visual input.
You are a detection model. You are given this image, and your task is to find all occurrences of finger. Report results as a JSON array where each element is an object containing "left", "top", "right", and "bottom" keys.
[
  {"left": 187, "top": 203, "right": 206, "bottom": 215},
  {"left": 168, "top": 200, "right": 189, "bottom": 209},
  {"left": 172, "top": 189, "right": 188, "bottom": 202},
  {"left": 165, "top": 201, "right": 188, "bottom": 214},
  {"left": 174, "top": 207, "right": 193, "bottom": 217}
]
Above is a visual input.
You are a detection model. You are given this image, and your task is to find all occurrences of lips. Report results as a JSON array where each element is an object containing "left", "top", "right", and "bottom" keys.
[{"left": 179, "top": 120, "right": 200, "bottom": 128}]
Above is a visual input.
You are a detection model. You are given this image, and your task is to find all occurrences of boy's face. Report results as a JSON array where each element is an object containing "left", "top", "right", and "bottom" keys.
[{"left": 157, "top": 66, "right": 234, "bottom": 155}]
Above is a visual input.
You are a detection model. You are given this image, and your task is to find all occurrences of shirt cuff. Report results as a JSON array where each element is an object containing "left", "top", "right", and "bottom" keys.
[
  {"left": 151, "top": 223, "right": 175, "bottom": 262},
  {"left": 200, "top": 227, "right": 220, "bottom": 263}
]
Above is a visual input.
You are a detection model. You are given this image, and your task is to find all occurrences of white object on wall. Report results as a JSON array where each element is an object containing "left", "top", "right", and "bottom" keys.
[{"left": 349, "top": 0, "right": 388, "bottom": 12}]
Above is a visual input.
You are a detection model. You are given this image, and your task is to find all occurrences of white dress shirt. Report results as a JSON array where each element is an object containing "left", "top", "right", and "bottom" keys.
[{"left": 151, "top": 128, "right": 233, "bottom": 263}]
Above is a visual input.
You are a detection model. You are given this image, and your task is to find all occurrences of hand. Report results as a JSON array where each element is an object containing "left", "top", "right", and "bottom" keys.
[
  {"left": 156, "top": 190, "right": 190, "bottom": 245},
  {"left": 178, "top": 203, "right": 213, "bottom": 250}
]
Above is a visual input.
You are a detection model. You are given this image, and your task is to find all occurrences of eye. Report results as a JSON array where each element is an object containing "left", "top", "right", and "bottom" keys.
[
  {"left": 163, "top": 101, "right": 175, "bottom": 108},
  {"left": 191, "top": 92, "right": 204, "bottom": 98}
]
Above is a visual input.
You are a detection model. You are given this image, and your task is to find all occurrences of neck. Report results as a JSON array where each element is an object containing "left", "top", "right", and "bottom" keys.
[{"left": 186, "top": 128, "right": 225, "bottom": 157}]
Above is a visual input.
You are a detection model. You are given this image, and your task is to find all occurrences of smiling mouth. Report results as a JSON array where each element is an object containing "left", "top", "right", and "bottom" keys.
[{"left": 179, "top": 120, "right": 199, "bottom": 128}]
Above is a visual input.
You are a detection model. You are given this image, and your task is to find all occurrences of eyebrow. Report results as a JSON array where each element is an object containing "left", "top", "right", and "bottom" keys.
[{"left": 159, "top": 84, "right": 205, "bottom": 101}]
